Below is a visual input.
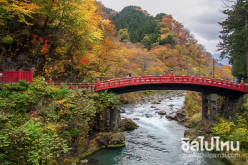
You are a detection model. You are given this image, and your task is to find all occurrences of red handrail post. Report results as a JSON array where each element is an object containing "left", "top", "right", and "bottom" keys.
[
  {"left": 170, "top": 73, "right": 174, "bottom": 82},
  {"left": 191, "top": 76, "right": 194, "bottom": 83},
  {"left": 241, "top": 81, "right": 245, "bottom": 91},
  {"left": 48, "top": 76, "right": 52, "bottom": 85},
  {"left": 18, "top": 69, "right": 22, "bottom": 81},
  {"left": 95, "top": 77, "right": 100, "bottom": 91},
  {"left": 30, "top": 70, "right": 33, "bottom": 82},
  {"left": 5, "top": 69, "right": 8, "bottom": 82}
]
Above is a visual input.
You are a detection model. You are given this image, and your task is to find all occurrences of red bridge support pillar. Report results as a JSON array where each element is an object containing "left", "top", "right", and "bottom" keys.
[{"left": 202, "top": 93, "right": 217, "bottom": 122}]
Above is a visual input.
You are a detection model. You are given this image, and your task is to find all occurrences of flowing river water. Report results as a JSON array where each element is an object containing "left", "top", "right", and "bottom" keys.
[{"left": 85, "top": 91, "right": 233, "bottom": 165}]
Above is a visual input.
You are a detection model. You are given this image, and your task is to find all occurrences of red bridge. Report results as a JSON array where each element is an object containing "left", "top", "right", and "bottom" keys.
[
  {"left": 0, "top": 70, "right": 247, "bottom": 99},
  {"left": 52, "top": 73, "right": 248, "bottom": 99}
]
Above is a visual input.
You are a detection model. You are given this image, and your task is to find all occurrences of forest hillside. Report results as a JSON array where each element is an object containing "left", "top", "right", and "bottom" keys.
[{"left": 0, "top": 1, "right": 232, "bottom": 82}]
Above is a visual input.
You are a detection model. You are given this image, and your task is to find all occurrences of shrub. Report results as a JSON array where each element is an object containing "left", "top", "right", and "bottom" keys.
[
  {"left": 0, "top": 120, "right": 69, "bottom": 164},
  {"left": 211, "top": 118, "right": 235, "bottom": 140},
  {"left": 187, "top": 112, "right": 202, "bottom": 127}
]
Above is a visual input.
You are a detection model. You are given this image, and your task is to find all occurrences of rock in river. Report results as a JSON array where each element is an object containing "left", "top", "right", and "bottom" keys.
[
  {"left": 151, "top": 100, "right": 160, "bottom": 104},
  {"left": 133, "top": 118, "right": 140, "bottom": 120},
  {"left": 119, "top": 108, "right": 126, "bottom": 113},
  {"left": 121, "top": 118, "right": 139, "bottom": 131},
  {"left": 150, "top": 106, "right": 156, "bottom": 108},
  {"left": 145, "top": 114, "right": 153, "bottom": 118},
  {"left": 158, "top": 110, "right": 166, "bottom": 115},
  {"left": 109, "top": 132, "right": 125, "bottom": 145}
]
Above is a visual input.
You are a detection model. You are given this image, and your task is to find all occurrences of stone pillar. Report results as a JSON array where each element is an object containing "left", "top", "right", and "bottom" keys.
[
  {"left": 225, "top": 97, "right": 242, "bottom": 121},
  {"left": 110, "top": 107, "right": 117, "bottom": 133},
  {"left": 202, "top": 93, "right": 217, "bottom": 122},
  {"left": 117, "top": 108, "right": 121, "bottom": 128},
  {"left": 202, "top": 93, "right": 208, "bottom": 120},
  {"left": 209, "top": 101, "right": 216, "bottom": 122},
  {"left": 105, "top": 110, "right": 110, "bottom": 130}
]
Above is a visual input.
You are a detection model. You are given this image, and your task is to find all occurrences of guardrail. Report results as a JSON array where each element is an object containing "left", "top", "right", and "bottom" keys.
[
  {"left": 53, "top": 83, "right": 95, "bottom": 89},
  {"left": 0, "top": 69, "right": 33, "bottom": 83}
]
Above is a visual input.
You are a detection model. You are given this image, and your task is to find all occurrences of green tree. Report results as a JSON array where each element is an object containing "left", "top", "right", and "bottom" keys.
[
  {"left": 118, "top": 28, "right": 130, "bottom": 42},
  {"left": 141, "top": 34, "right": 153, "bottom": 50},
  {"left": 159, "top": 35, "right": 176, "bottom": 47},
  {"left": 217, "top": 0, "right": 248, "bottom": 79}
]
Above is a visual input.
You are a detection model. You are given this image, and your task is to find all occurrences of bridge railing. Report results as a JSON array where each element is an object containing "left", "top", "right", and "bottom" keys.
[
  {"left": 0, "top": 69, "right": 33, "bottom": 83},
  {"left": 54, "top": 83, "right": 95, "bottom": 89}
]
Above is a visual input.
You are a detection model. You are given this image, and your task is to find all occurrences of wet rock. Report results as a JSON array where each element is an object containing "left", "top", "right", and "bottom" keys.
[
  {"left": 133, "top": 118, "right": 140, "bottom": 120},
  {"left": 145, "top": 114, "right": 153, "bottom": 118},
  {"left": 176, "top": 109, "right": 186, "bottom": 121},
  {"left": 158, "top": 110, "right": 166, "bottom": 115},
  {"left": 154, "top": 108, "right": 160, "bottom": 110},
  {"left": 95, "top": 135, "right": 108, "bottom": 146},
  {"left": 121, "top": 118, "right": 139, "bottom": 131},
  {"left": 166, "top": 115, "right": 177, "bottom": 120},
  {"left": 150, "top": 106, "right": 156, "bottom": 108},
  {"left": 109, "top": 132, "right": 125, "bottom": 145},
  {"left": 79, "top": 160, "right": 88, "bottom": 164},
  {"left": 119, "top": 108, "right": 126, "bottom": 113},
  {"left": 169, "top": 104, "right": 174, "bottom": 107},
  {"left": 151, "top": 100, "right": 160, "bottom": 104},
  {"left": 155, "top": 111, "right": 159, "bottom": 113}
]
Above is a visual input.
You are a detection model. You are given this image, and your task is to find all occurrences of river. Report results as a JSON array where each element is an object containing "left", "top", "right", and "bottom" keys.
[{"left": 85, "top": 91, "right": 232, "bottom": 165}]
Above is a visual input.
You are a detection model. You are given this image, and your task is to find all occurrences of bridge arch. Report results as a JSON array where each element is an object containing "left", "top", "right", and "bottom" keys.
[{"left": 95, "top": 74, "right": 247, "bottom": 99}]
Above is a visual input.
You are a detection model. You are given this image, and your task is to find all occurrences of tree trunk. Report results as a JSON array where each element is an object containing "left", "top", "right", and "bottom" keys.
[{"left": 246, "top": 9, "right": 248, "bottom": 81}]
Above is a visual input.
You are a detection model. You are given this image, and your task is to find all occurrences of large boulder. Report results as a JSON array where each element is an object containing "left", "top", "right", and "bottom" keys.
[
  {"left": 109, "top": 132, "right": 125, "bottom": 145},
  {"left": 121, "top": 118, "right": 139, "bottom": 131},
  {"left": 166, "top": 115, "right": 176, "bottom": 120},
  {"left": 151, "top": 100, "right": 160, "bottom": 104},
  {"left": 176, "top": 109, "right": 186, "bottom": 121},
  {"left": 158, "top": 110, "right": 166, "bottom": 115}
]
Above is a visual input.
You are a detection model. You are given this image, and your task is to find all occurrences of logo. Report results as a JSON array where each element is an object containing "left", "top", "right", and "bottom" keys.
[{"left": 181, "top": 136, "right": 239, "bottom": 151}]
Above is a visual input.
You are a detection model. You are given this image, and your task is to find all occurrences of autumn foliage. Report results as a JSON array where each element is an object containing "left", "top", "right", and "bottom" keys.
[{"left": 0, "top": 1, "right": 232, "bottom": 82}]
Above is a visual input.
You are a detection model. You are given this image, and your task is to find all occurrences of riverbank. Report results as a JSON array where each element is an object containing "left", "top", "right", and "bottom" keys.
[
  {"left": 0, "top": 78, "right": 125, "bottom": 164},
  {"left": 181, "top": 91, "right": 248, "bottom": 165}
]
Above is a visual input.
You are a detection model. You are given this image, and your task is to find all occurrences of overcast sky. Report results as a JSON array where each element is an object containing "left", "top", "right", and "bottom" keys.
[{"left": 99, "top": 0, "right": 235, "bottom": 65}]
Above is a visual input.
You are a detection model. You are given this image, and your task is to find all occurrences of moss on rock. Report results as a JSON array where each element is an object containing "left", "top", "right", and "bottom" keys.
[{"left": 121, "top": 118, "right": 139, "bottom": 131}]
